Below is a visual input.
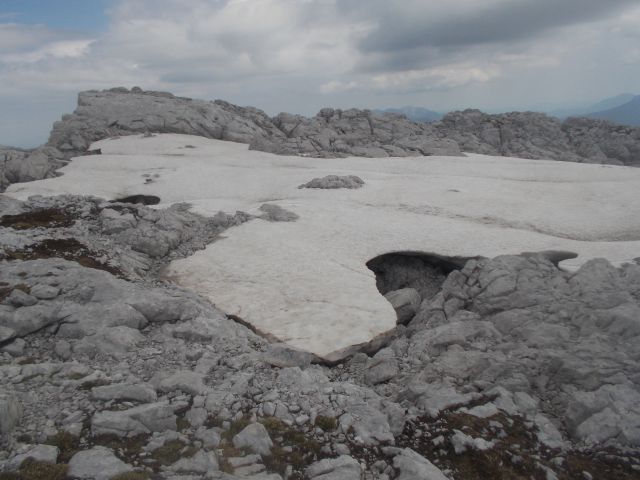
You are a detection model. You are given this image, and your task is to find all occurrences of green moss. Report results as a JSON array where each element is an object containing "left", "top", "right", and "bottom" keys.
[
  {"left": 149, "top": 440, "right": 196, "bottom": 466},
  {"left": 0, "top": 472, "right": 20, "bottom": 480},
  {"left": 14, "top": 460, "right": 68, "bottom": 480},
  {"left": 203, "top": 414, "right": 223, "bottom": 428},
  {"left": 221, "top": 416, "right": 251, "bottom": 442},
  {"left": 314, "top": 415, "right": 338, "bottom": 432},
  {"left": 176, "top": 416, "right": 191, "bottom": 432},
  {"left": 260, "top": 417, "right": 289, "bottom": 435},
  {"left": 93, "top": 434, "right": 149, "bottom": 464},
  {"left": 110, "top": 472, "right": 151, "bottom": 480},
  {"left": 45, "top": 431, "right": 80, "bottom": 463}
]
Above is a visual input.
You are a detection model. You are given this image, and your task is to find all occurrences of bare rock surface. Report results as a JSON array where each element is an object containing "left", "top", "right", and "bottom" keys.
[
  {"left": 68, "top": 445, "right": 133, "bottom": 480},
  {"left": 436, "top": 109, "right": 640, "bottom": 166},
  {"left": 299, "top": 175, "right": 365, "bottom": 190}
]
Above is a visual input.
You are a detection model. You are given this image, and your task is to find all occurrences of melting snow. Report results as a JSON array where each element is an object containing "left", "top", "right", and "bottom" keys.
[{"left": 7, "top": 134, "right": 640, "bottom": 360}]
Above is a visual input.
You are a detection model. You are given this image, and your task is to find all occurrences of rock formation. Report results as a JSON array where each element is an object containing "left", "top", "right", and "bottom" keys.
[
  {"left": 436, "top": 109, "right": 640, "bottom": 166},
  {"left": 3, "top": 87, "right": 640, "bottom": 193}
]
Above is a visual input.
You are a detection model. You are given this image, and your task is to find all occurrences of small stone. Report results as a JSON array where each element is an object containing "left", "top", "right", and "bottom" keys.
[
  {"left": 1, "top": 338, "right": 26, "bottom": 357},
  {"left": 195, "top": 427, "right": 221, "bottom": 449},
  {"left": 54, "top": 340, "right": 72, "bottom": 360},
  {"left": 0, "top": 326, "right": 16, "bottom": 344}
]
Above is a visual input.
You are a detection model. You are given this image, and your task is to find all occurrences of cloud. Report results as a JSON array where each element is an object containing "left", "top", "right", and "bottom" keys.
[{"left": 2, "top": 0, "right": 640, "bottom": 147}]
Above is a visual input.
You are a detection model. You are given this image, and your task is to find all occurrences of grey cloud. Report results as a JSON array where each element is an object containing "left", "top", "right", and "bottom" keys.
[{"left": 351, "top": 0, "right": 638, "bottom": 54}]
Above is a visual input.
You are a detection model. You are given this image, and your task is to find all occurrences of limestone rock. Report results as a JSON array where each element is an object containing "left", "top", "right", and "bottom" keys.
[
  {"left": 435, "top": 109, "right": 640, "bottom": 167},
  {"left": 68, "top": 446, "right": 133, "bottom": 480},
  {"left": 393, "top": 448, "right": 450, "bottom": 480},
  {"left": 305, "top": 455, "right": 362, "bottom": 480},
  {"left": 262, "top": 343, "right": 314, "bottom": 369},
  {"left": 167, "top": 450, "right": 219, "bottom": 474},
  {"left": 232, "top": 423, "right": 273, "bottom": 456},
  {"left": 91, "top": 402, "right": 176, "bottom": 437},
  {"left": 298, "top": 175, "right": 365, "bottom": 189},
  {"left": 4, "top": 444, "right": 59, "bottom": 471},
  {"left": 384, "top": 288, "right": 421, "bottom": 324},
  {"left": 154, "top": 370, "right": 207, "bottom": 396},
  {"left": 91, "top": 383, "right": 157, "bottom": 403},
  {"left": 0, "top": 393, "right": 22, "bottom": 434}
]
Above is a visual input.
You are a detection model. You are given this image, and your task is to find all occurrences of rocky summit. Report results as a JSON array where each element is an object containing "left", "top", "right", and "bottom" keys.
[{"left": 1, "top": 89, "right": 640, "bottom": 480}]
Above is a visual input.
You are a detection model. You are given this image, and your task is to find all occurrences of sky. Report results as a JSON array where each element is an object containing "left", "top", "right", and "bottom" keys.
[{"left": 1, "top": 0, "right": 640, "bottom": 148}]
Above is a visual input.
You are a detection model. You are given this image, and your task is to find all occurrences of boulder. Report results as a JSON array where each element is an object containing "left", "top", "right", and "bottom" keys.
[
  {"left": 384, "top": 288, "right": 421, "bottom": 324},
  {"left": 305, "top": 455, "right": 362, "bottom": 480},
  {"left": 393, "top": 448, "right": 449, "bottom": 480},
  {"left": 68, "top": 446, "right": 133, "bottom": 480},
  {"left": 232, "top": 423, "right": 273, "bottom": 456},
  {"left": 91, "top": 402, "right": 176, "bottom": 437},
  {"left": 4, "top": 444, "right": 59, "bottom": 470}
]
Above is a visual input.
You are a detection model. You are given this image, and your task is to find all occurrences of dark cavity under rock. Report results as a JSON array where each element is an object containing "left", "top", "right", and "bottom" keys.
[
  {"left": 111, "top": 195, "right": 161, "bottom": 206},
  {"left": 366, "top": 251, "right": 475, "bottom": 299}
]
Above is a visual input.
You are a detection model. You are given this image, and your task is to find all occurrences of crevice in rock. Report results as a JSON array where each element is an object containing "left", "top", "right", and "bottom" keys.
[{"left": 111, "top": 195, "right": 161, "bottom": 206}]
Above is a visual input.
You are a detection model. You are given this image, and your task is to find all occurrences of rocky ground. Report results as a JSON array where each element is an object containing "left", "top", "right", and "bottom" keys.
[
  {"left": 3, "top": 87, "right": 640, "bottom": 193},
  {"left": 1, "top": 195, "right": 640, "bottom": 480}
]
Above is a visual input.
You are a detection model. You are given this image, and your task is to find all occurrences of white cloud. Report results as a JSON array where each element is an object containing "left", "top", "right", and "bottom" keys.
[{"left": 1, "top": 0, "right": 640, "bottom": 148}]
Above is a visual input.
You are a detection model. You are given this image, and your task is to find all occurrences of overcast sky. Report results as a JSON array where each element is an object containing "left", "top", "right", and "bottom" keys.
[{"left": 1, "top": 0, "right": 639, "bottom": 147}]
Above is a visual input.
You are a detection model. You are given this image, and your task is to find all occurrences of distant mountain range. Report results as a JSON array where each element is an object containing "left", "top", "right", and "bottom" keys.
[
  {"left": 376, "top": 106, "right": 443, "bottom": 122},
  {"left": 380, "top": 93, "right": 640, "bottom": 127},
  {"left": 548, "top": 93, "right": 640, "bottom": 126},
  {"left": 585, "top": 95, "right": 640, "bottom": 126}
]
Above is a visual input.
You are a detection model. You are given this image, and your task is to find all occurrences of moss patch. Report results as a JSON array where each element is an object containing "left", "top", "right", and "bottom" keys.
[
  {"left": 0, "top": 208, "right": 77, "bottom": 230},
  {"left": 314, "top": 415, "right": 338, "bottom": 432},
  {"left": 0, "top": 460, "right": 69, "bottom": 480},
  {"left": 5, "top": 238, "right": 124, "bottom": 278},
  {"left": 221, "top": 416, "right": 252, "bottom": 443},
  {"left": 149, "top": 439, "right": 197, "bottom": 466},
  {"left": 45, "top": 431, "right": 80, "bottom": 463},
  {"left": 110, "top": 473, "right": 151, "bottom": 480},
  {"left": 93, "top": 434, "right": 149, "bottom": 464},
  {"left": 259, "top": 417, "right": 323, "bottom": 480}
]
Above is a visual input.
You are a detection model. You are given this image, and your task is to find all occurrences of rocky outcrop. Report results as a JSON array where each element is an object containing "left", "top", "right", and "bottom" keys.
[
  {"left": 1, "top": 145, "right": 66, "bottom": 191},
  {"left": 252, "top": 108, "right": 460, "bottom": 158},
  {"left": 3, "top": 88, "right": 640, "bottom": 193},
  {"left": 436, "top": 109, "right": 640, "bottom": 166},
  {"left": 298, "top": 175, "right": 365, "bottom": 189},
  {"left": 46, "top": 88, "right": 460, "bottom": 164}
]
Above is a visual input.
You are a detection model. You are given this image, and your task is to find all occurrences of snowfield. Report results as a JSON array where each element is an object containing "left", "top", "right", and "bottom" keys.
[{"left": 7, "top": 133, "right": 640, "bottom": 360}]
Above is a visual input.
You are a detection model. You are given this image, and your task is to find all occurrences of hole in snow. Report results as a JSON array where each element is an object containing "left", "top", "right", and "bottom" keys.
[{"left": 112, "top": 195, "right": 161, "bottom": 206}]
